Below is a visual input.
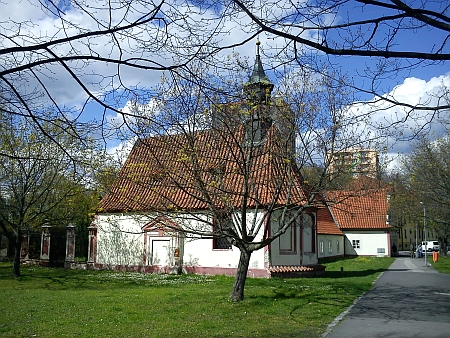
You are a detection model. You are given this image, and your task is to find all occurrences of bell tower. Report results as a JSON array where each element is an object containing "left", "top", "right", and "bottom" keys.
[{"left": 243, "top": 41, "right": 274, "bottom": 145}]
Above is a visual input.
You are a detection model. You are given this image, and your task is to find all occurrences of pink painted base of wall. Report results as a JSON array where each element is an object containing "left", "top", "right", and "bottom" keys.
[
  {"left": 183, "top": 266, "right": 270, "bottom": 278},
  {"left": 40, "top": 260, "right": 50, "bottom": 267},
  {"left": 66, "top": 263, "right": 327, "bottom": 279},
  {"left": 269, "top": 264, "right": 325, "bottom": 278}
]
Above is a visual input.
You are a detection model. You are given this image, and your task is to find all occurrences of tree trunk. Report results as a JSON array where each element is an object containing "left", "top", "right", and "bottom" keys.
[
  {"left": 13, "top": 236, "right": 21, "bottom": 277},
  {"left": 230, "top": 248, "right": 251, "bottom": 302},
  {"left": 7, "top": 237, "right": 15, "bottom": 260}
]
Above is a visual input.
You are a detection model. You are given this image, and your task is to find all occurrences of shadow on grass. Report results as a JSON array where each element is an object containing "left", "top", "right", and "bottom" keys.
[
  {"left": 0, "top": 263, "right": 116, "bottom": 290},
  {"left": 0, "top": 262, "right": 219, "bottom": 291},
  {"left": 322, "top": 268, "right": 386, "bottom": 278},
  {"left": 318, "top": 256, "right": 393, "bottom": 279}
]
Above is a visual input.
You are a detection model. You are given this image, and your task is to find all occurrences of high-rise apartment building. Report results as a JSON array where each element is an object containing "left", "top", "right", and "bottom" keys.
[{"left": 327, "top": 148, "right": 379, "bottom": 178}]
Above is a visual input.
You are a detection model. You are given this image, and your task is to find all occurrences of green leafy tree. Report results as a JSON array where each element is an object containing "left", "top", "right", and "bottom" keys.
[
  {"left": 401, "top": 134, "right": 450, "bottom": 252},
  {"left": 0, "top": 112, "right": 108, "bottom": 276},
  {"left": 384, "top": 172, "right": 421, "bottom": 249}
]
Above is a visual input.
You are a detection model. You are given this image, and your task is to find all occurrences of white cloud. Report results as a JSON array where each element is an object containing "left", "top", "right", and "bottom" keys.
[
  {"left": 0, "top": 0, "right": 328, "bottom": 114},
  {"left": 107, "top": 98, "right": 160, "bottom": 126},
  {"left": 3, "top": 0, "right": 450, "bottom": 173},
  {"left": 106, "top": 137, "right": 136, "bottom": 164},
  {"left": 345, "top": 73, "right": 450, "bottom": 171}
]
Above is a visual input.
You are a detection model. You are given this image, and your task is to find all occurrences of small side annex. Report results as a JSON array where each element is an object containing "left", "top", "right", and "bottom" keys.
[{"left": 327, "top": 189, "right": 396, "bottom": 257}]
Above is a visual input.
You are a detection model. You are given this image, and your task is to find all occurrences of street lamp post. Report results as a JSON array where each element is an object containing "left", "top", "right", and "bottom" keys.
[
  {"left": 420, "top": 202, "right": 428, "bottom": 267},
  {"left": 415, "top": 223, "right": 418, "bottom": 253}
]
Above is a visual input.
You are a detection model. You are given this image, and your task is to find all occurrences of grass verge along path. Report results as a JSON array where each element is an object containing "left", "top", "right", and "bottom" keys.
[
  {"left": 0, "top": 256, "right": 393, "bottom": 338},
  {"left": 430, "top": 254, "right": 450, "bottom": 274}
]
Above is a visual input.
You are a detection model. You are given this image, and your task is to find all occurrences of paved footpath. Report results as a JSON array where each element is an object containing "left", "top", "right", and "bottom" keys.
[{"left": 323, "top": 256, "right": 450, "bottom": 338}]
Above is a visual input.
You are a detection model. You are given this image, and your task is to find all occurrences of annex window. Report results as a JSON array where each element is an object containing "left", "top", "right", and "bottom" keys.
[
  {"left": 336, "top": 241, "right": 340, "bottom": 253},
  {"left": 352, "top": 239, "right": 360, "bottom": 249},
  {"left": 319, "top": 240, "right": 324, "bottom": 254},
  {"left": 213, "top": 212, "right": 232, "bottom": 250},
  {"left": 277, "top": 211, "right": 298, "bottom": 255},
  {"left": 213, "top": 236, "right": 231, "bottom": 250},
  {"left": 279, "top": 222, "right": 296, "bottom": 255},
  {"left": 302, "top": 214, "right": 315, "bottom": 253},
  {"left": 328, "top": 240, "right": 332, "bottom": 254}
]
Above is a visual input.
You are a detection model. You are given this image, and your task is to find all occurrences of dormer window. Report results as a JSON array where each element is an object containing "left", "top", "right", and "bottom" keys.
[{"left": 244, "top": 113, "right": 272, "bottom": 146}]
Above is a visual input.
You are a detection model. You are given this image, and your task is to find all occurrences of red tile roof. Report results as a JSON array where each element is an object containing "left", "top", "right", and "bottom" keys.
[
  {"left": 268, "top": 265, "right": 320, "bottom": 272},
  {"left": 98, "top": 124, "right": 310, "bottom": 213},
  {"left": 317, "top": 206, "right": 344, "bottom": 235},
  {"left": 343, "top": 176, "right": 390, "bottom": 190},
  {"left": 327, "top": 189, "right": 391, "bottom": 230}
]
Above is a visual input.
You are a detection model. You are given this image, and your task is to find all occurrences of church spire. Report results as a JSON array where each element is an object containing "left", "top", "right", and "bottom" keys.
[
  {"left": 249, "top": 41, "right": 270, "bottom": 84},
  {"left": 244, "top": 40, "right": 274, "bottom": 104}
]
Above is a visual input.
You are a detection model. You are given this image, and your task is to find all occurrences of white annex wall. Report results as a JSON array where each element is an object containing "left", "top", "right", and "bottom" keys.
[
  {"left": 343, "top": 231, "right": 390, "bottom": 256},
  {"left": 181, "top": 210, "right": 267, "bottom": 269},
  {"left": 183, "top": 239, "right": 265, "bottom": 269},
  {"left": 97, "top": 213, "right": 148, "bottom": 265},
  {"left": 96, "top": 210, "right": 267, "bottom": 269}
]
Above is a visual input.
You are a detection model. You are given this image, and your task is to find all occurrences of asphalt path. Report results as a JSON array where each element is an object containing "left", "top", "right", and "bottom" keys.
[{"left": 323, "top": 255, "right": 450, "bottom": 338}]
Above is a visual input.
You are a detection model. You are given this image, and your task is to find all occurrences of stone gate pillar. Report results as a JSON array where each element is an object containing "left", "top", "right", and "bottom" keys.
[
  {"left": 40, "top": 224, "right": 51, "bottom": 267},
  {"left": 65, "top": 223, "right": 76, "bottom": 266},
  {"left": 87, "top": 223, "right": 97, "bottom": 266}
]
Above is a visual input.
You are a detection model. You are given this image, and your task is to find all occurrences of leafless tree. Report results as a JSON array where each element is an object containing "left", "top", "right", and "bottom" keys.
[
  {"left": 2, "top": 0, "right": 447, "bottom": 290},
  {"left": 0, "top": 112, "right": 108, "bottom": 276},
  {"left": 97, "top": 57, "right": 372, "bottom": 301},
  {"left": 1, "top": 0, "right": 449, "bottom": 150},
  {"left": 226, "top": 0, "right": 450, "bottom": 140},
  {"left": 0, "top": 0, "right": 238, "bottom": 148}
]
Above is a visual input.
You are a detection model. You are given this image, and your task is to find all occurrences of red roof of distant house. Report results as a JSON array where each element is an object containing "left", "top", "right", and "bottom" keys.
[
  {"left": 327, "top": 189, "right": 391, "bottom": 230},
  {"left": 342, "top": 176, "right": 390, "bottom": 191},
  {"left": 98, "top": 125, "right": 310, "bottom": 213}
]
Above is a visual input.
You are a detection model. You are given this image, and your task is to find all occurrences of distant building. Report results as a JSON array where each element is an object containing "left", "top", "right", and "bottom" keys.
[
  {"left": 396, "top": 220, "right": 439, "bottom": 252},
  {"left": 327, "top": 148, "right": 379, "bottom": 179}
]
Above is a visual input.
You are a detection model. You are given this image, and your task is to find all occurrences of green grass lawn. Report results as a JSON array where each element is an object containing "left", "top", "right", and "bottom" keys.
[
  {"left": 0, "top": 256, "right": 393, "bottom": 338},
  {"left": 430, "top": 254, "right": 450, "bottom": 274}
]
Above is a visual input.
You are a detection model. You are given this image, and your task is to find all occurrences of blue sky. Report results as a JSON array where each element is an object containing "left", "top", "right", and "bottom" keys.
[{"left": 2, "top": 0, "right": 449, "bottom": 166}]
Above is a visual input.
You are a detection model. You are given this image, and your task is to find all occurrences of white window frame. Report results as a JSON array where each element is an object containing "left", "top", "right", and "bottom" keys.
[{"left": 319, "top": 240, "right": 324, "bottom": 254}]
